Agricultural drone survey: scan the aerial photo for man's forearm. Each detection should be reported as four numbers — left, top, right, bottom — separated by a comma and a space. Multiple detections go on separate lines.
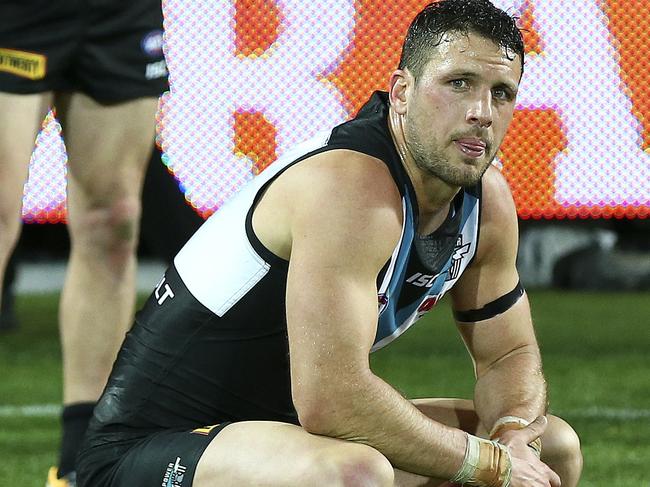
299, 371, 467, 479
473, 345, 547, 430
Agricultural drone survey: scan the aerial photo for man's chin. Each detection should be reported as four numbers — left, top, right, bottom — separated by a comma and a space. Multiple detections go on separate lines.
459, 159, 491, 184
433, 171, 481, 188
416, 155, 486, 187
452, 167, 485, 187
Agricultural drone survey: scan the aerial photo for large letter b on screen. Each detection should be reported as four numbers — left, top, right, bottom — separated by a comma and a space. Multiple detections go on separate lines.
159, 0, 355, 216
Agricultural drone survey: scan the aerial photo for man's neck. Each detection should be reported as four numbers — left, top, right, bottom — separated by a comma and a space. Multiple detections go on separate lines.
387, 106, 460, 229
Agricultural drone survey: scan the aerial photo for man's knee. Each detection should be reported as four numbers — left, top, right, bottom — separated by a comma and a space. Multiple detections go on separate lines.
321, 443, 394, 487
69, 196, 142, 261
543, 416, 583, 467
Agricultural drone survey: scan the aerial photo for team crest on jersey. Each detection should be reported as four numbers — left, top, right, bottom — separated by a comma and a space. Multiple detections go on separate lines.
446, 235, 471, 281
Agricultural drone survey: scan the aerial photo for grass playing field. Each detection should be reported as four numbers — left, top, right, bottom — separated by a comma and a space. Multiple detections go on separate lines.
1, 291, 649, 486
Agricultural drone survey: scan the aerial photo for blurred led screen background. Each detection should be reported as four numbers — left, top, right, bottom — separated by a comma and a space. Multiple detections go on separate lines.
23, 0, 650, 223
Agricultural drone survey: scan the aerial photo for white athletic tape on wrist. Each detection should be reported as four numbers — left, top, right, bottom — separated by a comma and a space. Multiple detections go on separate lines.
490, 416, 530, 436
452, 432, 481, 481
450, 433, 512, 487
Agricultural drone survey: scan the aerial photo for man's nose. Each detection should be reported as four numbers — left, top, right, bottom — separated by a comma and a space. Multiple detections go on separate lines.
466, 91, 493, 128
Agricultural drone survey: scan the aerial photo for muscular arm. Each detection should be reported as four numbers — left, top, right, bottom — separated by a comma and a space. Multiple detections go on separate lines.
450, 166, 547, 430
254, 150, 467, 478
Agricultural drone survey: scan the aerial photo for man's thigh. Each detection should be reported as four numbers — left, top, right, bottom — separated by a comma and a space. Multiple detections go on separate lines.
194, 421, 392, 487
55, 92, 157, 211
193, 402, 475, 487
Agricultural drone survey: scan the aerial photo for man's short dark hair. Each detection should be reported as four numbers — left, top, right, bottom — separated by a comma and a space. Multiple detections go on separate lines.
398, 0, 525, 80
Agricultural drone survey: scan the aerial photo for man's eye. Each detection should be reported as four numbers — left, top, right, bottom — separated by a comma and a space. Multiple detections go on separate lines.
450, 79, 468, 89
493, 88, 511, 100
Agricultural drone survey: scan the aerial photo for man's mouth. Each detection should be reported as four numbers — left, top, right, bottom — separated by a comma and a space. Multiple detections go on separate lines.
454, 138, 487, 159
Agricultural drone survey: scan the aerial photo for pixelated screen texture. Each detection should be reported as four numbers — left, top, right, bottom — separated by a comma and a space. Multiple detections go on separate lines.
22, 111, 67, 223
22, 0, 650, 222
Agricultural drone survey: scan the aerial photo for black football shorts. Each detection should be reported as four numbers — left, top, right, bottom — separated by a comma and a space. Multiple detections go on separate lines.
77, 423, 231, 487
0, 0, 168, 102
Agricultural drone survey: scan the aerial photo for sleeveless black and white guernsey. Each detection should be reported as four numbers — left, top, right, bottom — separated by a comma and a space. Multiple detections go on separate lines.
87, 91, 482, 442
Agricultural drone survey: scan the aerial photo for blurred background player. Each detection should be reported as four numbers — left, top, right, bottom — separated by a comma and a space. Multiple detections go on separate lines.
0, 0, 168, 485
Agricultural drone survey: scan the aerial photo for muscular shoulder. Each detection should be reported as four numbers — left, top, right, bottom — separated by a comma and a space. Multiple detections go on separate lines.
254, 149, 403, 271
286, 149, 401, 213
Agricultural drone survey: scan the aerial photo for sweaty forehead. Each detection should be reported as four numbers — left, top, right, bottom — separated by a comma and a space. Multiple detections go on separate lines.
422, 31, 522, 83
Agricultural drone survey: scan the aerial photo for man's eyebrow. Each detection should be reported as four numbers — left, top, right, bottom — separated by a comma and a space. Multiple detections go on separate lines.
444, 70, 480, 79
444, 70, 518, 93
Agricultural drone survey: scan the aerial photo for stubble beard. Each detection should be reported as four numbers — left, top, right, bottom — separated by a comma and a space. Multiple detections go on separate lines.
405, 124, 493, 188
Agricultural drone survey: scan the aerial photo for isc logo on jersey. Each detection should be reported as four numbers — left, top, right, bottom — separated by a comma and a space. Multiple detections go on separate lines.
406, 272, 441, 288
406, 237, 471, 288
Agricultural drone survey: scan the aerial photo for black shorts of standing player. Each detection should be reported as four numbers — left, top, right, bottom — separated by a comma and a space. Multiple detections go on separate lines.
0, 0, 168, 102
77, 423, 231, 487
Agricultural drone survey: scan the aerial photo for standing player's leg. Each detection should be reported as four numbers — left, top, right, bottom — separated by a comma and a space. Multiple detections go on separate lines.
0, 93, 52, 310
53, 91, 157, 476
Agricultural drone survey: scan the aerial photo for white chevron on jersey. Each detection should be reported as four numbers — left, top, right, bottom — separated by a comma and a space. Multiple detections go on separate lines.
174, 132, 331, 317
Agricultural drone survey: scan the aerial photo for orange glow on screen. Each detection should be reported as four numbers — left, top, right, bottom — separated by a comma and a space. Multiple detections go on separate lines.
25, 0, 650, 222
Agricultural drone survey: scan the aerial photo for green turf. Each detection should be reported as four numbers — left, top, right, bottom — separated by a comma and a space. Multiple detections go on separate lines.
1, 291, 649, 485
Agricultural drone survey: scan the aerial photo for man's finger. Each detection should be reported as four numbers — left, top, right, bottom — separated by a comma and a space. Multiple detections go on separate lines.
549, 466, 562, 487
517, 415, 548, 444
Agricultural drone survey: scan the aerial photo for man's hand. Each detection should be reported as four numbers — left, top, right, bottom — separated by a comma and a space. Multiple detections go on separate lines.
500, 416, 561, 487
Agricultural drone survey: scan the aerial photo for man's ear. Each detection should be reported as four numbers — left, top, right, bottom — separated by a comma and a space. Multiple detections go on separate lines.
389, 69, 410, 115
